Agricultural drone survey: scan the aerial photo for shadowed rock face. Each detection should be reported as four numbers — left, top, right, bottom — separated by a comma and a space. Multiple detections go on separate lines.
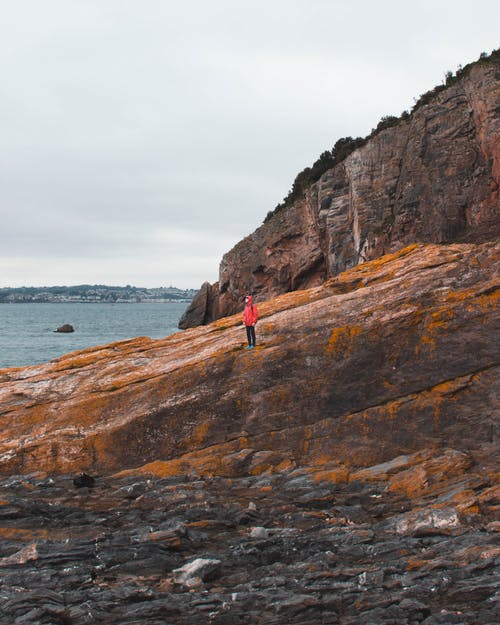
181, 59, 500, 326
178, 281, 220, 330
0, 242, 497, 478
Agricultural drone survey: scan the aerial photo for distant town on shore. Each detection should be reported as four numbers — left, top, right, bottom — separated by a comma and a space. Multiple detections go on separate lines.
0, 285, 197, 304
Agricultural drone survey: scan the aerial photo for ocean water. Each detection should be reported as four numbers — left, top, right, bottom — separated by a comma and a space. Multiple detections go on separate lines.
0, 302, 188, 369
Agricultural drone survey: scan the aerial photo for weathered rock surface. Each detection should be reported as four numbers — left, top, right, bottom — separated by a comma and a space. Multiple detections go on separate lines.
0, 450, 498, 624
181, 56, 500, 326
1, 50, 499, 624
0, 242, 497, 478
0, 242, 498, 624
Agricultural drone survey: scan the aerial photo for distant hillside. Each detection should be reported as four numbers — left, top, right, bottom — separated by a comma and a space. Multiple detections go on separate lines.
0, 285, 196, 304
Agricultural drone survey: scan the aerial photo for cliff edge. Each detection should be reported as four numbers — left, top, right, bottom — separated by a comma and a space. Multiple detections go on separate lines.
179, 53, 500, 329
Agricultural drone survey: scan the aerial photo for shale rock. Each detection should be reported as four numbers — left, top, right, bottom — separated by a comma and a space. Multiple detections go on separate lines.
0, 452, 497, 624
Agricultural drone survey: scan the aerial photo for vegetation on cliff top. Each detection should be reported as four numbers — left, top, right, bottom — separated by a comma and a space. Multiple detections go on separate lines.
264, 48, 500, 223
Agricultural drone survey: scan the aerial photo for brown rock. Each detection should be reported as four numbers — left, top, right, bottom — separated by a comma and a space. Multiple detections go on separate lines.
181, 57, 500, 326
178, 282, 220, 329
0, 543, 38, 566
55, 324, 74, 333
0, 242, 497, 478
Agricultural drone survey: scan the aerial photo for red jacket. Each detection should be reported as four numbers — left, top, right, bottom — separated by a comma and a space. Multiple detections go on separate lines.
243, 295, 258, 326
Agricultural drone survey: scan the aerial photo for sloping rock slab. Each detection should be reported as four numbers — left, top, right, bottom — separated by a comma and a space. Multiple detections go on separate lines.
0, 242, 498, 477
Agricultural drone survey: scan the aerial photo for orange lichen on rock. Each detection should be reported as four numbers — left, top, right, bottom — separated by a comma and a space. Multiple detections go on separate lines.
311, 467, 350, 484
347, 244, 422, 275
326, 325, 362, 355
0, 242, 498, 478
387, 450, 473, 498
0, 527, 51, 541
421, 308, 455, 351
191, 420, 212, 448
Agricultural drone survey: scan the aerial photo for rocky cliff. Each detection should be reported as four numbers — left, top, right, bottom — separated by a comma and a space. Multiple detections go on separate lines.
0, 242, 498, 624
1, 53, 499, 622
179, 54, 500, 329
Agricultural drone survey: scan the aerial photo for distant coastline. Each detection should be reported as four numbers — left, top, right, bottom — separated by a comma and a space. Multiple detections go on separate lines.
0, 285, 196, 304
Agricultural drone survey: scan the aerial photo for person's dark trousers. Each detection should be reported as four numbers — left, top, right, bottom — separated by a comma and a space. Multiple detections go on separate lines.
246, 325, 256, 347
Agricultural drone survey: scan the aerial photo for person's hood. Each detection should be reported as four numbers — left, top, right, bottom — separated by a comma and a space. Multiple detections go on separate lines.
245, 295, 253, 305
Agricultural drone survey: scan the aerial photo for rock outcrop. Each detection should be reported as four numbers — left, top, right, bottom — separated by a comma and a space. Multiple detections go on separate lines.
178, 281, 220, 330
2, 50, 499, 625
181, 54, 500, 327
0, 242, 498, 624
0, 242, 497, 478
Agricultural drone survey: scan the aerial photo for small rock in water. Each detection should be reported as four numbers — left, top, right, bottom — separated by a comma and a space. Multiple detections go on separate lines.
55, 324, 75, 333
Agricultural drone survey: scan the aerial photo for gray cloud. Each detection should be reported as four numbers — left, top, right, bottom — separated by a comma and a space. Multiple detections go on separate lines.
1, 0, 499, 287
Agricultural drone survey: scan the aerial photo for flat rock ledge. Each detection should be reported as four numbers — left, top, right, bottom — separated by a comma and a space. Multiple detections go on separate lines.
0, 449, 498, 625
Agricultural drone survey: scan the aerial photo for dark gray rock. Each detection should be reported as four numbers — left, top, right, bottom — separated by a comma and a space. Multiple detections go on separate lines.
54, 324, 74, 333
0, 469, 498, 625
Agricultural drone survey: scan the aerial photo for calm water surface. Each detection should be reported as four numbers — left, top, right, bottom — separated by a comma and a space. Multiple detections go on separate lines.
0, 302, 187, 369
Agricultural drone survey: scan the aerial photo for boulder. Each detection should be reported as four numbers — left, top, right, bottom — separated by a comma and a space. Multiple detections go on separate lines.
172, 558, 221, 587
55, 324, 74, 333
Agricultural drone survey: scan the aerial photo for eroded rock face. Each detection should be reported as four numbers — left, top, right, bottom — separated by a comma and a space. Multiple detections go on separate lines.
182, 59, 500, 325
0, 242, 497, 478
0, 449, 497, 625
178, 281, 220, 330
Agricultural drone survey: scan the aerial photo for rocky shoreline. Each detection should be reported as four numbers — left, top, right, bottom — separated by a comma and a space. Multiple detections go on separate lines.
0, 242, 498, 624
1, 45, 498, 625
0, 448, 498, 624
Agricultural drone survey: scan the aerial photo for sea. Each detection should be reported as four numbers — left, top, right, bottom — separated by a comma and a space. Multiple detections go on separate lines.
0, 302, 188, 369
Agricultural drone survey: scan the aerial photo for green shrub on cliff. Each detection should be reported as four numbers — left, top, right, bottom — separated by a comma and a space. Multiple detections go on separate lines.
266, 136, 368, 221
412, 47, 499, 112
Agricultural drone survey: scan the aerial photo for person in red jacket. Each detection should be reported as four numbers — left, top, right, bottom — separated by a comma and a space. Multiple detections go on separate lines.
243, 294, 258, 348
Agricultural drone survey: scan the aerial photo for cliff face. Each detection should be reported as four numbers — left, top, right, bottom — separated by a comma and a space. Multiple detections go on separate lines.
0, 242, 497, 478
179, 59, 500, 328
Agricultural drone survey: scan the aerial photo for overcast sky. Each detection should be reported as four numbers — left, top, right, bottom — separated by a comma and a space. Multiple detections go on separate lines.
1, 1, 498, 288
